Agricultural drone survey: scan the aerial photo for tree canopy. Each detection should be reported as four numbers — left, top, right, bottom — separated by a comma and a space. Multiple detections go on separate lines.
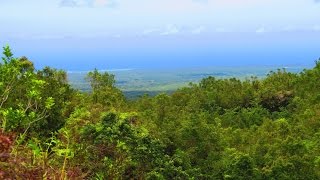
1, 46, 320, 179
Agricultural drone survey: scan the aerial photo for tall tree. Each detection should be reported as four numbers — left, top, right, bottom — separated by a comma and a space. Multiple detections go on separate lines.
86, 69, 124, 108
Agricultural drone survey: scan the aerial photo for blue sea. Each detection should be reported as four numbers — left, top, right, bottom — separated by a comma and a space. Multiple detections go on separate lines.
2, 32, 319, 71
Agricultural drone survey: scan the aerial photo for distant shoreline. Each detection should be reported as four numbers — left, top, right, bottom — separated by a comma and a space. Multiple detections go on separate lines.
66, 64, 312, 73
67, 65, 311, 98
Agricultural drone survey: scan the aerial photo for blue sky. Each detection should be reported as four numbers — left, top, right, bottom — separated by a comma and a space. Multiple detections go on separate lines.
0, 0, 320, 70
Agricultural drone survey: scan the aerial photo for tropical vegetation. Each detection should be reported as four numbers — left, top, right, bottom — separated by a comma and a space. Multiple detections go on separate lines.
1, 45, 320, 179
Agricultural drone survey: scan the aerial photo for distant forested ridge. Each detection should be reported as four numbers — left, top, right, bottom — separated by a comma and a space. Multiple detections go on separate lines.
1, 45, 320, 179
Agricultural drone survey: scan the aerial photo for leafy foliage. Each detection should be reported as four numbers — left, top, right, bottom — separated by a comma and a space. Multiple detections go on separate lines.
1, 45, 320, 179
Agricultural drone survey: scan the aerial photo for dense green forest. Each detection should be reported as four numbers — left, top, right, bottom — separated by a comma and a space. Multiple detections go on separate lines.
1, 45, 320, 179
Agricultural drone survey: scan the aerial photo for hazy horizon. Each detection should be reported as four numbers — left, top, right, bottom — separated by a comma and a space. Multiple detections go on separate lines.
1, 0, 320, 70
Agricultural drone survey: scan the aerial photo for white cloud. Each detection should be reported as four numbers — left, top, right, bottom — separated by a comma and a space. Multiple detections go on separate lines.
60, 0, 116, 8
94, 0, 108, 7
113, 34, 121, 38
142, 28, 160, 35
255, 27, 267, 33
191, 26, 206, 34
313, 25, 320, 31
282, 25, 296, 32
59, 0, 77, 7
160, 24, 180, 35
215, 27, 229, 33
60, 0, 88, 7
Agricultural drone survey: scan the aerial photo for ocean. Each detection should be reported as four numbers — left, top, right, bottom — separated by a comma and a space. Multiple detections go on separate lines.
3, 32, 319, 71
